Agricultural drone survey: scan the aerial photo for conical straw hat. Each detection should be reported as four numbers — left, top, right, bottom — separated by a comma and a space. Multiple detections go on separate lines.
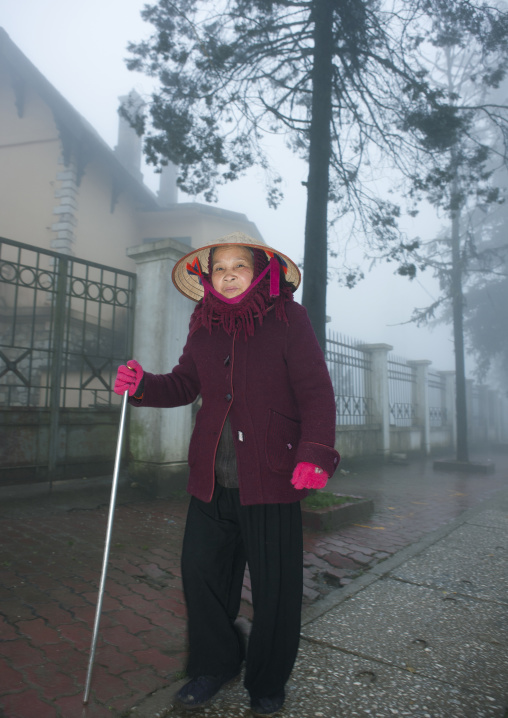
172, 231, 301, 302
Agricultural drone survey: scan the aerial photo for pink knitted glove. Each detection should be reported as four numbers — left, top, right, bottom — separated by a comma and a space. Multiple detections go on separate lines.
291, 462, 329, 490
114, 359, 144, 397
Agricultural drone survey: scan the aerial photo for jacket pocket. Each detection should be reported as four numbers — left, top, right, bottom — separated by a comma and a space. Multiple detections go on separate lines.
266, 410, 301, 474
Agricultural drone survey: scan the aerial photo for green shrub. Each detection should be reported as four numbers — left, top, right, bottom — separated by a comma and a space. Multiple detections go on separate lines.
302, 491, 356, 510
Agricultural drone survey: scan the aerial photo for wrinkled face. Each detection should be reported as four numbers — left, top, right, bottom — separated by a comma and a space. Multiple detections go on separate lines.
211, 245, 254, 298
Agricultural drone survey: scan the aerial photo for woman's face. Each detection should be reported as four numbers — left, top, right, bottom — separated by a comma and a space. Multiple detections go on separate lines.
211, 245, 254, 298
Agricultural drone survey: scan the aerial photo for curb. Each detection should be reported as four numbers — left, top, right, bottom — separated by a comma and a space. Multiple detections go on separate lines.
301, 495, 374, 532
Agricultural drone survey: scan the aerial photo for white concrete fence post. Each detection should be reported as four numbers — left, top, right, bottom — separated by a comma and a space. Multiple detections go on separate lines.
408, 360, 432, 455
441, 371, 457, 450
359, 343, 393, 458
126, 238, 195, 496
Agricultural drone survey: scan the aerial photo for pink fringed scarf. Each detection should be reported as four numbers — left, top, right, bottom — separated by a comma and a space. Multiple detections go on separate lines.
189, 248, 294, 339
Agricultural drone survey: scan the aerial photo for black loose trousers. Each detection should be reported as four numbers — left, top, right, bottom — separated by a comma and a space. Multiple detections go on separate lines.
181, 485, 303, 700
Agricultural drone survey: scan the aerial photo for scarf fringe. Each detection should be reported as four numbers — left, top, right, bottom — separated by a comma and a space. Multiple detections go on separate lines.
189, 280, 293, 339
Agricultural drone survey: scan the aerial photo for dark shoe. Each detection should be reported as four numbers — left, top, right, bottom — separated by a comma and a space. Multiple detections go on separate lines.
250, 688, 285, 716
175, 673, 239, 710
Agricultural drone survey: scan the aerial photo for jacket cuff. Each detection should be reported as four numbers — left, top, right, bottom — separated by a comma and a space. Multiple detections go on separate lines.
296, 442, 340, 478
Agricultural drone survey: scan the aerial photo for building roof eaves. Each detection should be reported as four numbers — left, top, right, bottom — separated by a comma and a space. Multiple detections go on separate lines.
0, 27, 159, 210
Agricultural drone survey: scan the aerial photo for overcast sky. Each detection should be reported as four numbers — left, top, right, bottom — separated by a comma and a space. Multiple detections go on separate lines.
2, 0, 459, 370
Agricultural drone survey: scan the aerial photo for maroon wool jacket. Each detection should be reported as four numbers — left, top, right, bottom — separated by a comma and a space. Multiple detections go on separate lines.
132, 301, 340, 505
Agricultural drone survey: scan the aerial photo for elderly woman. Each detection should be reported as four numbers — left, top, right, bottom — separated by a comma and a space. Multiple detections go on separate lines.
114, 231, 339, 716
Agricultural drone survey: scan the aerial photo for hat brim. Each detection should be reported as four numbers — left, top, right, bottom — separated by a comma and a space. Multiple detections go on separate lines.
171, 231, 301, 302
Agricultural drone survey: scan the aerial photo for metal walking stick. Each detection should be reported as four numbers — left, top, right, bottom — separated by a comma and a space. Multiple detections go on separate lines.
83, 389, 129, 704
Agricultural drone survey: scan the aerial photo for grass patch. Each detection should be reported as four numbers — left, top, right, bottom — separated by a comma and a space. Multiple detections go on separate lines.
302, 491, 356, 510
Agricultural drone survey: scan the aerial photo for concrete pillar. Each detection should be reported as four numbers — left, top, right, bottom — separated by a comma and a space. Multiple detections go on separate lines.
126, 238, 195, 496
466, 379, 474, 447
358, 343, 393, 458
408, 360, 432, 454
501, 396, 508, 443
477, 385, 490, 444
441, 371, 456, 450
488, 389, 500, 444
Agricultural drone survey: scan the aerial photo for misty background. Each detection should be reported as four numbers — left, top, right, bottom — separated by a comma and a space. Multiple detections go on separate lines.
3, 0, 459, 371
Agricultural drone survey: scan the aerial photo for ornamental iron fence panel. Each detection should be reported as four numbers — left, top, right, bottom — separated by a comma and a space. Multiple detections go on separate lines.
428, 370, 447, 428
0, 236, 135, 484
388, 353, 416, 427
326, 332, 372, 425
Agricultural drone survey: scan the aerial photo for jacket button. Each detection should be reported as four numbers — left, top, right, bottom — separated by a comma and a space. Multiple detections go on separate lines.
225, 393, 232, 401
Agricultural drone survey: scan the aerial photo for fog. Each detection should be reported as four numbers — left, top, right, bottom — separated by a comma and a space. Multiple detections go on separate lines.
3, 0, 459, 371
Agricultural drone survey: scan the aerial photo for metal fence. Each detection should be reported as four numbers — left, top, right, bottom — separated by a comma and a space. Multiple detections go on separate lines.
388, 353, 416, 427
428, 369, 446, 428
0, 237, 135, 408
326, 332, 372, 425
0, 236, 135, 481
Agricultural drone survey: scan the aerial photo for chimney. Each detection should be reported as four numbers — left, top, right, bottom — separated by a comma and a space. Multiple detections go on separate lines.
158, 162, 178, 206
115, 90, 144, 182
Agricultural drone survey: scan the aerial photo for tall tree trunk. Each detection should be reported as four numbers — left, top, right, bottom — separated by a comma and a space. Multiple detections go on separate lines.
450, 197, 469, 462
446, 43, 469, 464
302, 0, 334, 351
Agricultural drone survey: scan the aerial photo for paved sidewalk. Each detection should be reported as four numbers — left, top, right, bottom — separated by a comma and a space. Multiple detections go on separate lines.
0, 451, 507, 717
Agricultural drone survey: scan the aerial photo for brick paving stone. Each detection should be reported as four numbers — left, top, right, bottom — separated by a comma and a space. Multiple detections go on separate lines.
60, 577, 96, 593
349, 551, 374, 565
100, 625, 148, 652
23, 664, 79, 699
0, 615, 18, 641
302, 567, 316, 580
82, 592, 122, 612
20, 573, 62, 591
140, 626, 187, 653
0, 689, 58, 718
109, 609, 154, 634
302, 553, 331, 569
16, 618, 61, 645
86, 664, 129, 703
0, 639, 45, 667
0, 586, 15, 603
325, 552, 362, 570
102, 579, 133, 598
132, 647, 181, 675
42, 642, 86, 670
119, 593, 160, 615
93, 644, 139, 674
0, 599, 38, 622
55, 693, 114, 718
129, 582, 165, 601
106, 690, 157, 716
302, 585, 320, 601
323, 566, 348, 580
156, 597, 188, 618
109, 558, 144, 577
149, 555, 178, 571
58, 623, 95, 651
0, 657, 25, 693
147, 610, 187, 633
35, 603, 75, 627
46, 587, 91, 608
138, 562, 167, 580
241, 586, 252, 604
